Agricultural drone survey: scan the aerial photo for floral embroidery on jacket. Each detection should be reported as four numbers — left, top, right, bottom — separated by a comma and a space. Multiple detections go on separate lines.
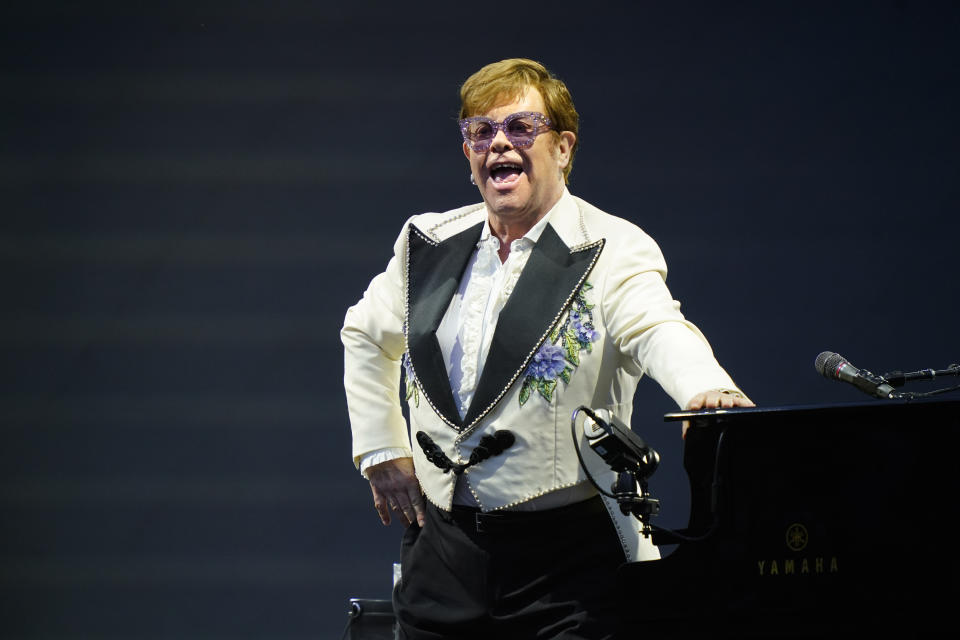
402, 351, 419, 407
519, 282, 598, 406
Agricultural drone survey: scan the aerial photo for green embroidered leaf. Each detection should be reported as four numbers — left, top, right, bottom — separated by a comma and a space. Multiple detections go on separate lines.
406, 383, 419, 407
538, 378, 557, 401
559, 366, 572, 384
564, 329, 580, 366
581, 282, 593, 292
519, 378, 532, 406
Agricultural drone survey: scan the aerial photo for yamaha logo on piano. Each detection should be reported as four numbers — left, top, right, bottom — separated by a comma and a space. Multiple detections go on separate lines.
785, 523, 808, 551
756, 523, 839, 577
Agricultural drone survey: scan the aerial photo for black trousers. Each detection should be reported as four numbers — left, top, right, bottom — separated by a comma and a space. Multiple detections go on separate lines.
393, 496, 626, 640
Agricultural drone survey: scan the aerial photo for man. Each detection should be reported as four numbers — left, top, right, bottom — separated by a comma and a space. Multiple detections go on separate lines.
342, 58, 753, 639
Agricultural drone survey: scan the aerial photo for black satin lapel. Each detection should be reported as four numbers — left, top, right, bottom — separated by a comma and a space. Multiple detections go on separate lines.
462, 226, 604, 428
406, 221, 483, 428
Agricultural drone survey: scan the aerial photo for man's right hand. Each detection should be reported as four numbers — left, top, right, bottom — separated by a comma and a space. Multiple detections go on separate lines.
366, 457, 426, 528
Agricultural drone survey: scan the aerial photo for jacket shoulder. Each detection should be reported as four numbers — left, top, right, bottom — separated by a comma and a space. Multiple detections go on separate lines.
572, 196, 660, 251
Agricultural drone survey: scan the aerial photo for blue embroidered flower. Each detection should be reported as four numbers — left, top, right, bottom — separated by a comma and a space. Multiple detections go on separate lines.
569, 309, 599, 346
525, 342, 568, 380
519, 281, 599, 406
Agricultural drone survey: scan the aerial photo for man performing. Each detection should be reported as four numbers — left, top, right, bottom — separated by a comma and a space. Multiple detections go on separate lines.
342, 58, 754, 639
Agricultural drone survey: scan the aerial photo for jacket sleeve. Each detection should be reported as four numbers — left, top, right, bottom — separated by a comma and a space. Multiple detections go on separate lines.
341, 220, 414, 466
599, 225, 739, 409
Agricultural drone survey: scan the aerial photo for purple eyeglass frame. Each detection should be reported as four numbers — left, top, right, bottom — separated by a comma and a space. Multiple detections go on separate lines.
458, 111, 553, 152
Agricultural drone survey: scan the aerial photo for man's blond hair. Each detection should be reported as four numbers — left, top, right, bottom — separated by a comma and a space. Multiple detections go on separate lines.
459, 58, 579, 183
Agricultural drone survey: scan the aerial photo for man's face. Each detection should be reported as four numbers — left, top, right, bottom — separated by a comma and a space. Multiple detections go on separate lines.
463, 87, 575, 224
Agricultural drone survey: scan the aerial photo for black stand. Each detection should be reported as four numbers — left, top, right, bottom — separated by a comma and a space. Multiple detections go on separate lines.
343, 598, 396, 640
612, 470, 660, 537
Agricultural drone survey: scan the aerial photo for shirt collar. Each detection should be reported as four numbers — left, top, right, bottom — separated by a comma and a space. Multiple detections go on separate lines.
478, 187, 573, 248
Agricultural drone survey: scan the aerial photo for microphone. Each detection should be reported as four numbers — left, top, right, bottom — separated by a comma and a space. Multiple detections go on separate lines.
574, 407, 662, 533
815, 351, 897, 399
581, 408, 660, 478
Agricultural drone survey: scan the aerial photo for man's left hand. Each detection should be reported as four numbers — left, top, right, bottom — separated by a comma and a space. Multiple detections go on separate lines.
682, 390, 755, 438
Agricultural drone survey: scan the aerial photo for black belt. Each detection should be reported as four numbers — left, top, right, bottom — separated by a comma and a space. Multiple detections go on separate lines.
443, 495, 606, 534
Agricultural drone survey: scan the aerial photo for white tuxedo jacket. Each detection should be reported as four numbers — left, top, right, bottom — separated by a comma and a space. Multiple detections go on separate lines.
342, 193, 739, 561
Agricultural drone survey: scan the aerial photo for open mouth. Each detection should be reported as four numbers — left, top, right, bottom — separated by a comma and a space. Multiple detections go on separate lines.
490, 163, 523, 185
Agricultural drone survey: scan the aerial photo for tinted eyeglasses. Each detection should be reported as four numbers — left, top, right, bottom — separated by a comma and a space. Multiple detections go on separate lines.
459, 111, 553, 153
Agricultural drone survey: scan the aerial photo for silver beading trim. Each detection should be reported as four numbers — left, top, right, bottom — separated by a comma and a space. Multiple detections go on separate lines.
487, 479, 582, 512
563, 200, 592, 251
461, 463, 486, 511
427, 203, 485, 239
423, 482, 454, 512
577, 201, 590, 245
409, 225, 438, 246
599, 494, 631, 562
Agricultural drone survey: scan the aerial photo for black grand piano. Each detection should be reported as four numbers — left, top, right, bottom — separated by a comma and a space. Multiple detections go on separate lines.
617, 398, 959, 638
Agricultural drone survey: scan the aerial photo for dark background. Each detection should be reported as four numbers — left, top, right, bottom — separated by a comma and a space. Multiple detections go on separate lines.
1, 1, 957, 638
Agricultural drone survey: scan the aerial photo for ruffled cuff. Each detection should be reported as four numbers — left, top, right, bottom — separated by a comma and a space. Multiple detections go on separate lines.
358, 447, 414, 479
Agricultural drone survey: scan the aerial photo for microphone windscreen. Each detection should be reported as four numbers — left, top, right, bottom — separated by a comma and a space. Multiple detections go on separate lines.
815, 351, 846, 379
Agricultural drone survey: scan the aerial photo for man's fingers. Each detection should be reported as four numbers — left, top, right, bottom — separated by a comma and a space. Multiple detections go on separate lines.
687, 391, 755, 412
392, 493, 425, 528
370, 485, 391, 526
366, 458, 425, 528
408, 490, 427, 527
371, 488, 422, 528
683, 392, 755, 439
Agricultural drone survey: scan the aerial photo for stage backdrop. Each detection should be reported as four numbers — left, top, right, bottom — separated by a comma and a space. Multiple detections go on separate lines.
2, 2, 957, 638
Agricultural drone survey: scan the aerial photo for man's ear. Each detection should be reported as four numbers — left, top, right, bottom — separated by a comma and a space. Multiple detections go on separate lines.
556, 131, 576, 170
462, 141, 472, 161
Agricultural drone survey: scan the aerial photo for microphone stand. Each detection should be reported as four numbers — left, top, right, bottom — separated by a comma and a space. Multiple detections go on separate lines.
882, 363, 960, 399
611, 470, 660, 537
882, 364, 960, 387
